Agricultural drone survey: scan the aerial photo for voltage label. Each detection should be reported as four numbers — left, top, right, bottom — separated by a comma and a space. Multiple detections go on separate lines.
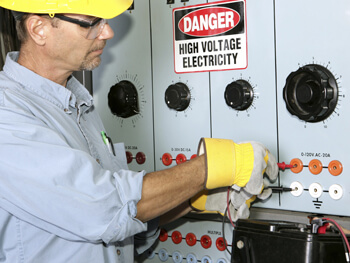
173, 0, 247, 73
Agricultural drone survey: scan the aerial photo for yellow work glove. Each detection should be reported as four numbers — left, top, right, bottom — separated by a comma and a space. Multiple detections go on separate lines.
198, 138, 278, 192
190, 180, 273, 221
191, 138, 278, 221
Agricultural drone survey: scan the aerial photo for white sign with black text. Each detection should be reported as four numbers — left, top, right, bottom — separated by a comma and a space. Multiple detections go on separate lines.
173, 0, 247, 73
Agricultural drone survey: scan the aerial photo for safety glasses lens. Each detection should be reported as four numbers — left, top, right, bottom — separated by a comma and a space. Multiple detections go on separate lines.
86, 19, 107, 39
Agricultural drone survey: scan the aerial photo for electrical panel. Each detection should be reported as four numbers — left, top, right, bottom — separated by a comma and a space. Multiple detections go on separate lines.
93, 1, 155, 172
206, 0, 280, 210
151, 0, 211, 170
272, 0, 350, 215
93, 1, 350, 261
135, 216, 234, 263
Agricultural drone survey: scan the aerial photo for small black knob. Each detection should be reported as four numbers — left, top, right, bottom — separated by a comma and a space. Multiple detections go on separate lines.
283, 64, 338, 122
165, 82, 191, 111
108, 80, 139, 118
225, 79, 254, 111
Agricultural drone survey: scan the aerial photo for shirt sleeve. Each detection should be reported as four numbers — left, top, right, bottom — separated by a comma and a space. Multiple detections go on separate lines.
0, 90, 147, 244
134, 217, 160, 255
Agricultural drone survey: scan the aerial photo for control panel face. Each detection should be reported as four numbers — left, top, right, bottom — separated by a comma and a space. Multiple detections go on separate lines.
135, 217, 233, 263
93, 1, 155, 172
151, 0, 211, 170
209, 0, 277, 147
93, 0, 350, 221
273, 0, 350, 215
208, 0, 280, 210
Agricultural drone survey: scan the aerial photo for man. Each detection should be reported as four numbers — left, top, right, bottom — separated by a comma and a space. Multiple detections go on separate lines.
0, 0, 278, 262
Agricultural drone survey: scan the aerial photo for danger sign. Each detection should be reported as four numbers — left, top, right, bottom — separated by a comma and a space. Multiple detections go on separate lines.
173, 0, 247, 73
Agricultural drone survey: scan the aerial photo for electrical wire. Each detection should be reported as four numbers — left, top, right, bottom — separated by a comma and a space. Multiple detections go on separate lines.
226, 186, 235, 228
222, 208, 232, 255
323, 218, 350, 263
221, 186, 236, 256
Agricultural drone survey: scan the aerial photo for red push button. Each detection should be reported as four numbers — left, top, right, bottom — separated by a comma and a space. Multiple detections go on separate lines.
185, 233, 197, 247
126, 151, 133, 164
136, 152, 146, 164
171, 231, 182, 244
176, 153, 187, 164
200, 235, 212, 249
216, 237, 227, 251
159, 228, 168, 242
162, 153, 173, 166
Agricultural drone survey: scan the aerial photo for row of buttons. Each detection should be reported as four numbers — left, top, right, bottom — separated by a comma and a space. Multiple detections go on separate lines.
162, 153, 197, 166
159, 229, 228, 251
125, 151, 146, 164
289, 158, 343, 176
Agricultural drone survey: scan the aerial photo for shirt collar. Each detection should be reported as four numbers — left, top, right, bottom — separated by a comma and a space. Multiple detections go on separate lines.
66, 76, 93, 109
3, 52, 93, 110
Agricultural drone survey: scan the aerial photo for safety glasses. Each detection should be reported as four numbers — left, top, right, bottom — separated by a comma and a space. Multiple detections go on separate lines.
47, 14, 107, 40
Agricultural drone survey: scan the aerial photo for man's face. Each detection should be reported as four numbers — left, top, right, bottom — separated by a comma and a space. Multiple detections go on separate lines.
47, 14, 114, 72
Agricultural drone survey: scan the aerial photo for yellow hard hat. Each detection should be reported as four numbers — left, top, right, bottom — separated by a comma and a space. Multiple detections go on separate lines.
0, 0, 133, 19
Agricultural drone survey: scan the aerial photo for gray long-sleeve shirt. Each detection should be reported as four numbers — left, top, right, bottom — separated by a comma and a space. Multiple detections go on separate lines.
0, 52, 158, 262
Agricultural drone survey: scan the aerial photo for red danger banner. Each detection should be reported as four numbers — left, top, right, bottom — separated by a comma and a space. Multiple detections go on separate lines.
173, 0, 247, 73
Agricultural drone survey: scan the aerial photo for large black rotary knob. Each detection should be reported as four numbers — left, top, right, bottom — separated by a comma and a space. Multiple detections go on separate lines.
283, 64, 338, 122
165, 82, 191, 111
108, 80, 139, 118
225, 79, 254, 111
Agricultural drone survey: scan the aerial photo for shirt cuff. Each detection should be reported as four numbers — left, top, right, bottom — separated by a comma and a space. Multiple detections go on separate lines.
134, 217, 160, 255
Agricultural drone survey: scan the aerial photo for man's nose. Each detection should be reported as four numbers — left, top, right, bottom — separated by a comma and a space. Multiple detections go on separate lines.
98, 22, 114, 40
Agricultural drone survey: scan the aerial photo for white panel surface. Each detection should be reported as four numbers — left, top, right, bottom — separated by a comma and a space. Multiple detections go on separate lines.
209, 0, 280, 208
93, 0, 155, 171
274, 0, 350, 215
150, 0, 211, 171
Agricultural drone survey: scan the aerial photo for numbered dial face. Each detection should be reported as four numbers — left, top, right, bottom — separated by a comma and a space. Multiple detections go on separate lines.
164, 82, 191, 111
225, 79, 254, 111
108, 80, 139, 118
283, 64, 338, 123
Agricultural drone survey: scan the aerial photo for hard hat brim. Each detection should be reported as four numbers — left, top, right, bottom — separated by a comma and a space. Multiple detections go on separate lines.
1, 0, 133, 19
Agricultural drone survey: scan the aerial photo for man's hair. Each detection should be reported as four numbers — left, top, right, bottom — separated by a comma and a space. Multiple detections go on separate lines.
15, 14, 59, 43
15, 14, 30, 43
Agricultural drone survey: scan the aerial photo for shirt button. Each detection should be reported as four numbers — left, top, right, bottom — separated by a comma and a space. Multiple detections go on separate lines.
96, 159, 100, 164
64, 108, 69, 112
117, 249, 121, 256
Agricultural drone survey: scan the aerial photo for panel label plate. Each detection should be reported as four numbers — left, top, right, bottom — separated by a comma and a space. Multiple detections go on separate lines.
173, 0, 247, 73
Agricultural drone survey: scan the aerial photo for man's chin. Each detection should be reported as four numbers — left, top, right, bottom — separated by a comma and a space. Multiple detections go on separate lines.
80, 57, 101, 71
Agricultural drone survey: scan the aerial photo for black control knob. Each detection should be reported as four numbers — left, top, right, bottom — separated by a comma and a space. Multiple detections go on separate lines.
108, 80, 139, 118
283, 64, 338, 122
225, 79, 254, 111
165, 82, 191, 111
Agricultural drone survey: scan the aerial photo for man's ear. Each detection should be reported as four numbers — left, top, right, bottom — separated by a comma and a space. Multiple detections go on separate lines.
26, 15, 48, 45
